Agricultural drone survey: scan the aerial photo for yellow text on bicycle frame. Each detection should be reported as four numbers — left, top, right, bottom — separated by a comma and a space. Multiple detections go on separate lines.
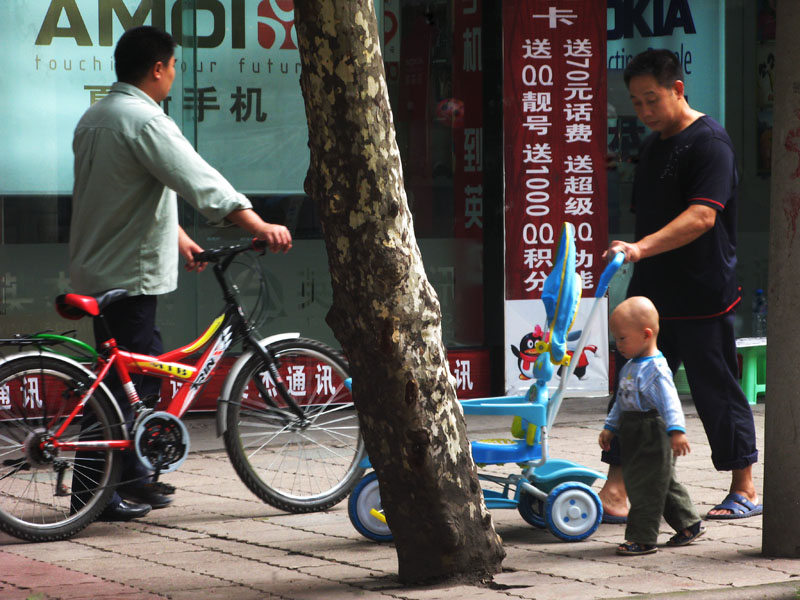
134, 361, 196, 380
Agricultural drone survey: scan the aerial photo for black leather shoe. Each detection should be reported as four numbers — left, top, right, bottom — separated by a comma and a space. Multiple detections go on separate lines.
118, 482, 174, 509
97, 499, 152, 522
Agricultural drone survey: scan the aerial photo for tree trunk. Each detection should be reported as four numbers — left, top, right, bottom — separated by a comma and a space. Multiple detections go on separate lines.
763, 0, 800, 557
293, 0, 505, 584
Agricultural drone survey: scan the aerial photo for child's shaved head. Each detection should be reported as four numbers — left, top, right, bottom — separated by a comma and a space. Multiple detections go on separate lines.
610, 296, 659, 335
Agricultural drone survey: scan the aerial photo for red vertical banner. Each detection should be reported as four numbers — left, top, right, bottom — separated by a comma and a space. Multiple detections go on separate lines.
503, 1, 607, 301
451, 0, 485, 345
452, 0, 484, 240
396, 12, 435, 234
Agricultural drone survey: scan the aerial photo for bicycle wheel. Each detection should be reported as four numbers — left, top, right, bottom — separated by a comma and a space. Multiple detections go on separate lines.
224, 338, 366, 512
0, 355, 123, 541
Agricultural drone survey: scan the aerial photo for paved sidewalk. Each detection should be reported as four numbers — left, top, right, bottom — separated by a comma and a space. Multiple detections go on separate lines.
1, 397, 797, 599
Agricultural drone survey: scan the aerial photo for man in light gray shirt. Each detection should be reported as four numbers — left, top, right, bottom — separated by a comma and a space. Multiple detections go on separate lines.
70, 26, 292, 521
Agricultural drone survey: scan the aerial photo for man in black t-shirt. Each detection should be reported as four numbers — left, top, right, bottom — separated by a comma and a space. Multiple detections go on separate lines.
599, 49, 761, 522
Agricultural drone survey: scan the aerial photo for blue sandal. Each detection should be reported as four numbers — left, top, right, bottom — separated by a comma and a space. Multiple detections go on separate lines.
666, 521, 706, 546
616, 541, 657, 556
706, 493, 763, 520
602, 513, 627, 524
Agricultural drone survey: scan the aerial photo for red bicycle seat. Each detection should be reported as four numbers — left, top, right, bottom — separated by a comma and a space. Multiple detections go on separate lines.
55, 289, 128, 320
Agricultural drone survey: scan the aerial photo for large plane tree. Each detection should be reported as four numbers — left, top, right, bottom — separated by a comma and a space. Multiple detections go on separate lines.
293, 0, 505, 585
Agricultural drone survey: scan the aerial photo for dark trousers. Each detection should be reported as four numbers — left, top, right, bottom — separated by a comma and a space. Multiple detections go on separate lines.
93, 295, 164, 409
72, 296, 163, 510
91, 296, 164, 494
603, 311, 758, 471
620, 411, 699, 545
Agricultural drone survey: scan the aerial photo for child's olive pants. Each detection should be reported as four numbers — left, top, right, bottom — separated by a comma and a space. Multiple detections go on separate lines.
620, 411, 700, 545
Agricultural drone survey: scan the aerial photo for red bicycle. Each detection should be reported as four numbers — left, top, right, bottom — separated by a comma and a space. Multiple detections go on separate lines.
0, 240, 365, 542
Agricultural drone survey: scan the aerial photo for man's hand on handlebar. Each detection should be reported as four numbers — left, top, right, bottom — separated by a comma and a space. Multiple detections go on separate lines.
254, 223, 293, 254
226, 208, 292, 254
179, 226, 208, 272
603, 240, 642, 264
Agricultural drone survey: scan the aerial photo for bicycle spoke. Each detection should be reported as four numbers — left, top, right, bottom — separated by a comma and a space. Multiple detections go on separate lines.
0, 356, 121, 541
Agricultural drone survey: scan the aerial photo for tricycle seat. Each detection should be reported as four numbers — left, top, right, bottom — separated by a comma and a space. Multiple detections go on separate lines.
471, 437, 542, 465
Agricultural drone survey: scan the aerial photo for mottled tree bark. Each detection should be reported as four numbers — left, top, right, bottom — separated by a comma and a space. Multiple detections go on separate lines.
293, 0, 505, 584
763, 0, 800, 557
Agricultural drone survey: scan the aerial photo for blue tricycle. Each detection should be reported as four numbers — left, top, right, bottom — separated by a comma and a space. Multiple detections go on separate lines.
348, 223, 624, 543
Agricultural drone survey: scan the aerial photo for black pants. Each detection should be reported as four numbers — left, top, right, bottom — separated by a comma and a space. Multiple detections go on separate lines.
603, 311, 758, 471
93, 295, 164, 408
94, 295, 164, 483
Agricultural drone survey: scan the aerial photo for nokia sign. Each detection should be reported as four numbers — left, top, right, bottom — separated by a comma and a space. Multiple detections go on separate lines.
607, 0, 696, 40
34, 0, 297, 50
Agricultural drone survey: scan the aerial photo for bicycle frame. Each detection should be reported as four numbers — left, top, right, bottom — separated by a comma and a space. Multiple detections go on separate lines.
0, 239, 364, 541
100, 307, 238, 418
49, 246, 307, 454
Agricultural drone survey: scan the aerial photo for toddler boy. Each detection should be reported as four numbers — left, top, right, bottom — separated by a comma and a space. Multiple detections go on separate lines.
599, 296, 705, 555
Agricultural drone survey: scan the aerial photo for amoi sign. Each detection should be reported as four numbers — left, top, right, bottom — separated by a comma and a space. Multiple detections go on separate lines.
2, 1, 381, 195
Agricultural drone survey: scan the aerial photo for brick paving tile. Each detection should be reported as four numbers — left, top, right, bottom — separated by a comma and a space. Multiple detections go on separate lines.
268, 580, 384, 600
121, 522, 209, 541
604, 572, 719, 595
2, 544, 109, 565
110, 568, 232, 595
300, 563, 388, 581
0, 405, 794, 599
500, 557, 640, 581
243, 570, 333, 595
391, 584, 501, 600
0, 551, 166, 600
29, 581, 164, 600
189, 537, 299, 560
166, 585, 281, 600
501, 579, 627, 600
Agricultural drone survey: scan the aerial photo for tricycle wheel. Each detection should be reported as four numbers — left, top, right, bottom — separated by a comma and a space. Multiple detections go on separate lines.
517, 490, 547, 529
544, 482, 602, 542
348, 472, 393, 542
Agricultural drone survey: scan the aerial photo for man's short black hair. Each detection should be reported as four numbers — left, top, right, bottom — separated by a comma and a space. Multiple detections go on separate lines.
114, 26, 177, 84
623, 49, 683, 89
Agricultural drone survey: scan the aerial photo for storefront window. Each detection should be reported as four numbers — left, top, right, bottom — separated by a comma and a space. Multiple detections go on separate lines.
0, 1, 484, 354
388, 0, 485, 347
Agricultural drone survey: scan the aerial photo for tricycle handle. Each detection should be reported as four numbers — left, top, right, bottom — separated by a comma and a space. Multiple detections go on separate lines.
595, 252, 625, 299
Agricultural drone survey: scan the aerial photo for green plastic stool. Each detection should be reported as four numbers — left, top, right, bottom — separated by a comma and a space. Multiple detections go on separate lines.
736, 338, 766, 405
673, 364, 690, 395
673, 340, 766, 405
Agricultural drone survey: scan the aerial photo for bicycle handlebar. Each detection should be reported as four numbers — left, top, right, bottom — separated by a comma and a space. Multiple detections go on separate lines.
192, 238, 267, 263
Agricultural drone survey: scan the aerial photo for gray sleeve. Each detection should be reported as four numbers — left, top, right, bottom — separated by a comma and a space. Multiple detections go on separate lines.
131, 115, 252, 224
